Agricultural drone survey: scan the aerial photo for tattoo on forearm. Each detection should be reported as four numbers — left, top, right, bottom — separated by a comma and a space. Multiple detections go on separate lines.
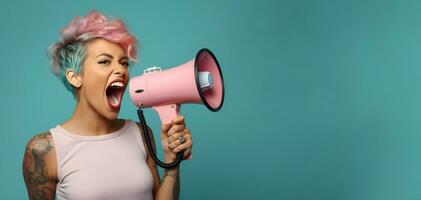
23, 132, 56, 200
161, 170, 180, 200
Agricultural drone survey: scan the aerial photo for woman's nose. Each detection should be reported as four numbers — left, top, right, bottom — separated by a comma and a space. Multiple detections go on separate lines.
113, 63, 127, 75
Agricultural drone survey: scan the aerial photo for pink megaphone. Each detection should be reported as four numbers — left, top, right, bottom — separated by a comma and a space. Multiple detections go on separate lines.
129, 48, 225, 124
129, 48, 224, 169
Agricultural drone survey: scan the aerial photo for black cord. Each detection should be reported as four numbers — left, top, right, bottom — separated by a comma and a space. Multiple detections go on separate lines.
137, 108, 183, 169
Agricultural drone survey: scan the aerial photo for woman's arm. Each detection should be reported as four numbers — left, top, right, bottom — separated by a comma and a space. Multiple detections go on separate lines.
143, 126, 180, 200
139, 115, 192, 200
22, 132, 58, 200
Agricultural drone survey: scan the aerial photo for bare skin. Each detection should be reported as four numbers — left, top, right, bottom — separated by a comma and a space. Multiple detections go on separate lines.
22, 132, 57, 200
22, 38, 192, 200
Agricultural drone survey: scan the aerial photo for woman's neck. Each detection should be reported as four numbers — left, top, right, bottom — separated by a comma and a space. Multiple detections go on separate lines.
61, 97, 123, 136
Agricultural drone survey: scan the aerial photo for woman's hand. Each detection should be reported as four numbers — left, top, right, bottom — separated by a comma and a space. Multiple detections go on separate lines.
161, 115, 193, 163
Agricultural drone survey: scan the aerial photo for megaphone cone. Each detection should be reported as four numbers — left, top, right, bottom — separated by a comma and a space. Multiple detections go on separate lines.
129, 48, 225, 124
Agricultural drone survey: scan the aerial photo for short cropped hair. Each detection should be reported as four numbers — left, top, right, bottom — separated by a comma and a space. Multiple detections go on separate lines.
48, 11, 137, 95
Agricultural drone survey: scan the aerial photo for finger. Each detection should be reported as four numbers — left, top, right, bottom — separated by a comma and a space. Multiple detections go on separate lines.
171, 115, 185, 125
161, 123, 172, 133
169, 128, 191, 144
167, 130, 188, 144
173, 139, 192, 153
168, 134, 192, 149
167, 125, 186, 136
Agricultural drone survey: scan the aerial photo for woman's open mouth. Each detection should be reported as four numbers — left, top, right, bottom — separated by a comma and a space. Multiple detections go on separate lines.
105, 80, 125, 111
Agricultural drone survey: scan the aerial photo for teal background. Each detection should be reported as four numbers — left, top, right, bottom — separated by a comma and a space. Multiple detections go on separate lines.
2, 0, 421, 199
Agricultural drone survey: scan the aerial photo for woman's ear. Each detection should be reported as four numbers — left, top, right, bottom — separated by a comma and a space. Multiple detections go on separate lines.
66, 69, 82, 88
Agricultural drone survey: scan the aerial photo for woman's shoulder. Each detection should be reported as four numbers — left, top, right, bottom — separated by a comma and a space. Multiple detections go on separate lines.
25, 132, 54, 152
23, 131, 58, 181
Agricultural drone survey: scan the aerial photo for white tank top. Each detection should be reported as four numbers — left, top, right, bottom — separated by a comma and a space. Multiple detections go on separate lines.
50, 120, 154, 200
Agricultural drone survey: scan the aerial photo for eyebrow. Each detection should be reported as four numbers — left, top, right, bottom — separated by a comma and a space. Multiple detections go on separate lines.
96, 53, 128, 60
96, 53, 113, 58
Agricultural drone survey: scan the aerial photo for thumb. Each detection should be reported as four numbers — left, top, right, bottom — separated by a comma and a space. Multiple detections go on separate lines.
161, 123, 172, 137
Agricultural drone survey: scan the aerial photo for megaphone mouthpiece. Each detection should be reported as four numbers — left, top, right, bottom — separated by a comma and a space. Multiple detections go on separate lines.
198, 71, 213, 91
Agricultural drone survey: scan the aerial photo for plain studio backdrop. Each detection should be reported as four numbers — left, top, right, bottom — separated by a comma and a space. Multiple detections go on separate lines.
2, 0, 421, 199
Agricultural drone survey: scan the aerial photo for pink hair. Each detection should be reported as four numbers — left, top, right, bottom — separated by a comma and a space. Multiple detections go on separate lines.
63, 11, 136, 59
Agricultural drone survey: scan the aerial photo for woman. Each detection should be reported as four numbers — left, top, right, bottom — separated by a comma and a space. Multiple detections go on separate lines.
22, 11, 192, 200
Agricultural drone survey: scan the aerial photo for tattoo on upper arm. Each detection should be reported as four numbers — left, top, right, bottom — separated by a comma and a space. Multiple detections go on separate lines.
23, 132, 56, 200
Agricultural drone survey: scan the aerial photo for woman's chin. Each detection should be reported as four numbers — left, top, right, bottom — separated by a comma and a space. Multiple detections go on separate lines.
102, 106, 120, 120
104, 112, 119, 121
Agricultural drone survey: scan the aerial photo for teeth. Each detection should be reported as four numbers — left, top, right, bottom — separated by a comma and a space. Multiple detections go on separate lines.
110, 82, 124, 87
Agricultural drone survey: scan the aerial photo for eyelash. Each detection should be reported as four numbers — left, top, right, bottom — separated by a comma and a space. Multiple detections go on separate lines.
98, 60, 130, 67
98, 60, 111, 65
121, 61, 130, 67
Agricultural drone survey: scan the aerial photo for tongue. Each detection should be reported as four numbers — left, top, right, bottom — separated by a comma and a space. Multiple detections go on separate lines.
108, 94, 119, 106
107, 88, 122, 109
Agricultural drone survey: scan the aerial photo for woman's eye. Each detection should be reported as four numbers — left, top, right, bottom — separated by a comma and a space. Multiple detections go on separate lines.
121, 61, 130, 67
98, 60, 111, 65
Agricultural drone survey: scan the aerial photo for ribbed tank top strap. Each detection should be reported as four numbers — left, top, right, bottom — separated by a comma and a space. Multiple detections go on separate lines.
131, 121, 148, 159
49, 125, 71, 181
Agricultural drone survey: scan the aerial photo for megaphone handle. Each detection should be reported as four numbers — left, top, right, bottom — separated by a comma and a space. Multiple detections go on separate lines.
137, 108, 183, 169
153, 104, 193, 160
152, 104, 181, 124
